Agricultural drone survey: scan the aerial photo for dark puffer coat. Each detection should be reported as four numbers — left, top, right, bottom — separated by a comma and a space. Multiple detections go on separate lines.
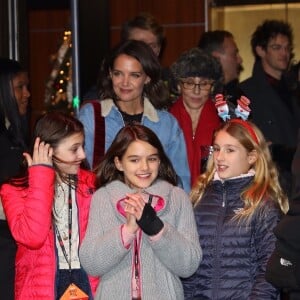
266, 198, 300, 298
183, 175, 281, 300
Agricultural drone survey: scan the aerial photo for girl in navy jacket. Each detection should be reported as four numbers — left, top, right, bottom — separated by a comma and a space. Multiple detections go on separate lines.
183, 119, 289, 299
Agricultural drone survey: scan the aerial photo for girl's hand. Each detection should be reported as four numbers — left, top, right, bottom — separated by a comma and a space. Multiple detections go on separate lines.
124, 193, 146, 221
124, 211, 139, 234
23, 137, 53, 167
124, 193, 146, 234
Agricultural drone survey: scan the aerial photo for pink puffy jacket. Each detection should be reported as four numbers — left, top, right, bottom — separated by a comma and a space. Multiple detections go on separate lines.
0, 165, 99, 299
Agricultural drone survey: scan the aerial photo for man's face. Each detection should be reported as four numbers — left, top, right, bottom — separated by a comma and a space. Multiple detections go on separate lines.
128, 28, 161, 57
213, 37, 243, 84
257, 34, 291, 79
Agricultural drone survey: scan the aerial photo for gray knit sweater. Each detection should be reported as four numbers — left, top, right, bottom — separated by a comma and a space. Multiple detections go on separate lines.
79, 180, 202, 300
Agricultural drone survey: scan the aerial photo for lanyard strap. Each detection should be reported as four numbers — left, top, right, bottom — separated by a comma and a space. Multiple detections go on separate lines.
55, 177, 73, 271
133, 194, 153, 297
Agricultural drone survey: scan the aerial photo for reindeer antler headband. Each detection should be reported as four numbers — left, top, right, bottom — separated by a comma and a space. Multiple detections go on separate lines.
214, 94, 258, 144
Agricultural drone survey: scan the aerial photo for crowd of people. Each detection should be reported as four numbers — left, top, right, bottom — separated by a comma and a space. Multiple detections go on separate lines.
1, 12, 300, 300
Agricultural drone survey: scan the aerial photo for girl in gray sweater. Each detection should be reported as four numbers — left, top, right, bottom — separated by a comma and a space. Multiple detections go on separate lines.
79, 124, 202, 300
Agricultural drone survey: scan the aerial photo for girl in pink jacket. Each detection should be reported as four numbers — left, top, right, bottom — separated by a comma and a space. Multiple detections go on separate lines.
0, 112, 99, 299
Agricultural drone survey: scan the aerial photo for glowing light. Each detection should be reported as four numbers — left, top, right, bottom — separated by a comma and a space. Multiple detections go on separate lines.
73, 96, 80, 109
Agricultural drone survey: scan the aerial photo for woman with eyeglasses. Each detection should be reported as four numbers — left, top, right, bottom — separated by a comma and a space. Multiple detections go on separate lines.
169, 48, 223, 186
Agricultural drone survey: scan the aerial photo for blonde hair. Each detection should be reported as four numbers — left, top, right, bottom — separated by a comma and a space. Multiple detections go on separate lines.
191, 120, 289, 219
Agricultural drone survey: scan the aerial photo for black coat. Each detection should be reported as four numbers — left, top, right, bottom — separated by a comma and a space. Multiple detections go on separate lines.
265, 198, 300, 295
0, 123, 27, 300
0, 125, 26, 185
240, 61, 300, 198
240, 61, 300, 148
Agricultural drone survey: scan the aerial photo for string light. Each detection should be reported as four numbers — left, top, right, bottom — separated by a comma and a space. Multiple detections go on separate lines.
45, 30, 74, 114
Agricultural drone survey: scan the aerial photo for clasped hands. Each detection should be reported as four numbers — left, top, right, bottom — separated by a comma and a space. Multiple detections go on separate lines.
124, 193, 163, 236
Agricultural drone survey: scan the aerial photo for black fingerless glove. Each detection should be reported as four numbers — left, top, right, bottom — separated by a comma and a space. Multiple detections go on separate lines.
136, 203, 164, 236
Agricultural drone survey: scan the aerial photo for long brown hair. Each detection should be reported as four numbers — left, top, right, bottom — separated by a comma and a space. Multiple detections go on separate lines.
10, 112, 87, 187
95, 124, 177, 188
96, 40, 169, 109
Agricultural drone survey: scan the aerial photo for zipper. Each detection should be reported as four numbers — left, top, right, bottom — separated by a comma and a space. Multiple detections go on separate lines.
134, 238, 140, 297
133, 231, 142, 299
212, 182, 227, 299
222, 181, 226, 207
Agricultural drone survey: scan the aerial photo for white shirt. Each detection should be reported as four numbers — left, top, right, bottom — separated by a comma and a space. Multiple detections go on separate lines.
53, 182, 80, 269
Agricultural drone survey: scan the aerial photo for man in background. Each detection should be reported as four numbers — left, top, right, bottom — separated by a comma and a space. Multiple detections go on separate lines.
240, 19, 300, 198
198, 30, 243, 105
121, 12, 165, 58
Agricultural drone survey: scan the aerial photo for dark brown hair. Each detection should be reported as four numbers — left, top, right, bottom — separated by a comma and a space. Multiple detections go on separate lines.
10, 112, 87, 187
121, 12, 165, 48
96, 124, 177, 188
96, 40, 169, 109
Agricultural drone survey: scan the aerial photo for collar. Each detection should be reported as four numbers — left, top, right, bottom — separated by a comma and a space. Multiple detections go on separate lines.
265, 72, 281, 86
101, 97, 159, 122
213, 168, 255, 182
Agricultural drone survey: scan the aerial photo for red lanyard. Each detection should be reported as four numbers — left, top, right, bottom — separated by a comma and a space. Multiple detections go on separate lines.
133, 194, 153, 298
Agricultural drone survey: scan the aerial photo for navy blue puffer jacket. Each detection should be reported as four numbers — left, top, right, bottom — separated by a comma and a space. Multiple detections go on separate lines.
183, 175, 281, 300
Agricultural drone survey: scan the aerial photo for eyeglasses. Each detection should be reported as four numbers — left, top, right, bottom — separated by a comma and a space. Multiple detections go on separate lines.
268, 44, 292, 52
180, 80, 214, 91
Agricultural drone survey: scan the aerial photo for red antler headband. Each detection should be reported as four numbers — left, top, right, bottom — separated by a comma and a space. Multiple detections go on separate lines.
229, 118, 259, 144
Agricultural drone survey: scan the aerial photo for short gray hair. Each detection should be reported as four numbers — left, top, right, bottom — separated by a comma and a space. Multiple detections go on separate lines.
171, 48, 223, 81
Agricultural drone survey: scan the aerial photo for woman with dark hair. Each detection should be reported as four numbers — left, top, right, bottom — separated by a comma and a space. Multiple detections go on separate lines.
79, 40, 191, 192
0, 58, 30, 299
169, 48, 223, 186
79, 124, 201, 300
0, 112, 99, 299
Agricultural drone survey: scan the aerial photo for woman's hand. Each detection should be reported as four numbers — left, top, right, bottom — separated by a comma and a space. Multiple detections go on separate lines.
23, 137, 53, 167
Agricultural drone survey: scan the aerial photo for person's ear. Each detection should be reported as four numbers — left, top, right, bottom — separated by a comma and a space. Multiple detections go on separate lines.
145, 76, 151, 85
212, 50, 222, 61
255, 46, 266, 59
248, 150, 258, 165
177, 83, 181, 93
157, 46, 162, 56
114, 156, 123, 171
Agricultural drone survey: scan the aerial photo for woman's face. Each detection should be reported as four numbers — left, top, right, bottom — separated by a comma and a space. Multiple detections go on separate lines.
179, 77, 213, 110
114, 139, 160, 191
12, 72, 30, 115
53, 132, 86, 175
110, 54, 150, 105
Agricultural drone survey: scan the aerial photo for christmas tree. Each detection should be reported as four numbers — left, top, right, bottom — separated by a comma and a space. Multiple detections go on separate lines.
45, 30, 74, 114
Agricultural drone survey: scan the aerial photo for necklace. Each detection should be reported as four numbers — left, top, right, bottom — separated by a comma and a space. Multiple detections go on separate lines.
53, 182, 68, 219
120, 110, 143, 124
